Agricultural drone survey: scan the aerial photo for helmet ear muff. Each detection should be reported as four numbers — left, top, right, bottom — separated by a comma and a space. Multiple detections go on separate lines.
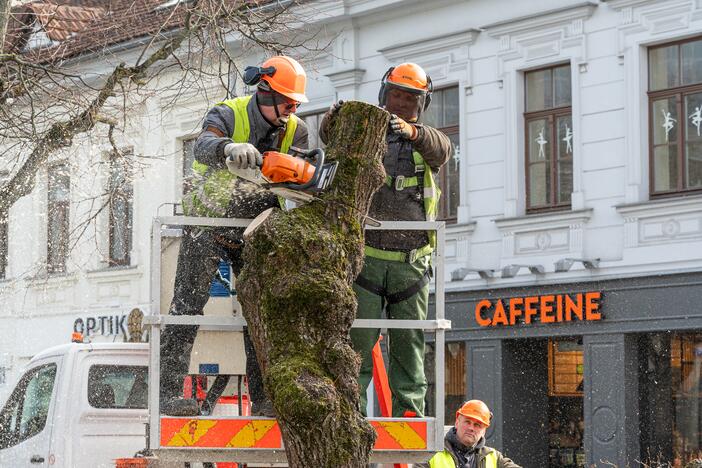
423, 74, 433, 111
243, 65, 277, 86
378, 67, 394, 107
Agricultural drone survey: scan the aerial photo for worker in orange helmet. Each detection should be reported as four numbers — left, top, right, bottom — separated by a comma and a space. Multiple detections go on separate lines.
160, 56, 309, 418
417, 400, 522, 468
321, 62, 453, 417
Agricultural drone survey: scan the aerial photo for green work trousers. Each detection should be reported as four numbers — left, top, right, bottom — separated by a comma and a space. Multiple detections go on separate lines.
351, 253, 431, 417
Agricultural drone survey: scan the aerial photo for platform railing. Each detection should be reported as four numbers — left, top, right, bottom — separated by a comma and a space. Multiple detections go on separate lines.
144, 215, 449, 465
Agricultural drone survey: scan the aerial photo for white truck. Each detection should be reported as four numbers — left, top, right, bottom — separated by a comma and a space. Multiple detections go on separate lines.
0, 341, 150, 468
0, 226, 252, 468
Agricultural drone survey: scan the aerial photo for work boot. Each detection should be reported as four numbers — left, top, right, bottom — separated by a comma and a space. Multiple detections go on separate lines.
160, 323, 200, 417
160, 397, 200, 416
251, 399, 276, 418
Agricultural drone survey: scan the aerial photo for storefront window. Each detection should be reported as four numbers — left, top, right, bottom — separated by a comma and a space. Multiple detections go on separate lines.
445, 341, 466, 424
672, 333, 702, 464
424, 340, 466, 423
639, 332, 702, 465
548, 338, 584, 468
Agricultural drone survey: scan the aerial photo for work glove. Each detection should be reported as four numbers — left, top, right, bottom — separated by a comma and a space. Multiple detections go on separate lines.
329, 100, 344, 116
319, 100, 345, 144
389, 114, 418, 140
224, 143, 262, 172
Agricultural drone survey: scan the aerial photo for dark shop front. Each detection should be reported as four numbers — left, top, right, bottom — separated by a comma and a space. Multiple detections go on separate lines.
431, 271, 702, 468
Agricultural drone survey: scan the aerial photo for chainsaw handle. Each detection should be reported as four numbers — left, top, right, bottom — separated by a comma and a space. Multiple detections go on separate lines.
278, 148, 325, 191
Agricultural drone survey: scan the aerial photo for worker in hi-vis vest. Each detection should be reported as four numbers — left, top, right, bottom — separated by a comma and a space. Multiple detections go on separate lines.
417, 400, 522, 468
320, 62, 453, 417
160, 56, 309, 418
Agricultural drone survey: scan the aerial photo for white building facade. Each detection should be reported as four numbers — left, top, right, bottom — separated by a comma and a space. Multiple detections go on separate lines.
2, 0, 702, 466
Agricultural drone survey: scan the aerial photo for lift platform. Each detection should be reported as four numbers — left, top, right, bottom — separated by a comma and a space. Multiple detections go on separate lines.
143, 214, 450, 466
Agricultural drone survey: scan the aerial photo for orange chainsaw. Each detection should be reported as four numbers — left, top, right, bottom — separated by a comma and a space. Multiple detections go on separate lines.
232, 147, 337, 204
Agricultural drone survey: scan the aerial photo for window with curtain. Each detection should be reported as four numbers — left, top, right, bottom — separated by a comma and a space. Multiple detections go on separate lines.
422, 86, 460, 221
649, 36, 702, 197
300, 110, 327, 150
47, 164, 69, 273
182, 137, 196, 196
108, 152, 133, 267
524, 64, 573, 213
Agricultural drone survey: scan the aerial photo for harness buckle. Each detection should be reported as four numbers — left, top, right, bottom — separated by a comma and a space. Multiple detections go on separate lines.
394, 175, 405, 191
407, 248, 418, 263
415, 164, 425, 173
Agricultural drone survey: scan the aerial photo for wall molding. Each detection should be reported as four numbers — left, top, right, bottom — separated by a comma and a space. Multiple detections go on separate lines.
616, 195, 702, 247
494, 209, 593, 258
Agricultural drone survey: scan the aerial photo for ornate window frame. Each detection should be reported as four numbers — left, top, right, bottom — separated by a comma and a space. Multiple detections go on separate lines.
482, 2, 598, 218
605, 0, 702, 202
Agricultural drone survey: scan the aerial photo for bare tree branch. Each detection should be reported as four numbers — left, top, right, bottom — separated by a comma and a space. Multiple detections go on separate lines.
0, 0, 319, 223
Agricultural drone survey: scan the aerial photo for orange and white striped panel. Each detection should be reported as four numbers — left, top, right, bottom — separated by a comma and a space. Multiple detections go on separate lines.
161, 418, 282, 449
160, 417, 427, 450
371, 420, 427, 450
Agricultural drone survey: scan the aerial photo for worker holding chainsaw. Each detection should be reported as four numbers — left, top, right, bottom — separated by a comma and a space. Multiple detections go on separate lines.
320, 62, 453, 417
160, 56, 310, 417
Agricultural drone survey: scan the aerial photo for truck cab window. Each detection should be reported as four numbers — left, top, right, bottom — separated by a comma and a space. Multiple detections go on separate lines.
88, 365, 148, 409
0, 363, 57, 449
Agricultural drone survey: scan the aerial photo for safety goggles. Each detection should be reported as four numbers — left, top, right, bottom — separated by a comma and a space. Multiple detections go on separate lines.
257, 91, 301, 111
280, 97, 301, 111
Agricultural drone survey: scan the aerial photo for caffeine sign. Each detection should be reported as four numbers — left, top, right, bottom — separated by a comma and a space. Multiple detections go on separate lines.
474, 292, 602, 327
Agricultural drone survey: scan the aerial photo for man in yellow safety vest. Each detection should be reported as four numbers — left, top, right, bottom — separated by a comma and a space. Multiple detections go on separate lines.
320, 62, 453, 418
417, 400, 521, 468
160, 56, 309, 417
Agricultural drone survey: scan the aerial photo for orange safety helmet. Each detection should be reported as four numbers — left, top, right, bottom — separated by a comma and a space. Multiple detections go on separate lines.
456, 400, 492, 427
243, 55, 308, 103
378, 62, 433, 113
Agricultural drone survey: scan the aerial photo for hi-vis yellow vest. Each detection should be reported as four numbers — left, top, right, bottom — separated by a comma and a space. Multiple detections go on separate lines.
429, 449, 498, 468
183, 95, 298, 217
364, 150, 441, 262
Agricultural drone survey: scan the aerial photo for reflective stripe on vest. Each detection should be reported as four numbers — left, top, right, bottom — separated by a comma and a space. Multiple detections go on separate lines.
365, 150, 441, 262
428, 449, 498, 468
184, 95, 298, 216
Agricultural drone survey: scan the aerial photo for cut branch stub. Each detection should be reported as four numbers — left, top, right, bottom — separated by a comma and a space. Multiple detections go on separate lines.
237, 101, 389, 467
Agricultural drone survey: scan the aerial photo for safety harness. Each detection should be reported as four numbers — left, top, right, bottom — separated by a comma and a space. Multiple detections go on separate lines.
355, 149, 441, 303
355, 268, 433, 305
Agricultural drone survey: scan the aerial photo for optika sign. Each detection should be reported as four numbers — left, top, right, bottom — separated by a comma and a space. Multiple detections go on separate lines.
73, 314, 128, 337
474, 292, 602, 327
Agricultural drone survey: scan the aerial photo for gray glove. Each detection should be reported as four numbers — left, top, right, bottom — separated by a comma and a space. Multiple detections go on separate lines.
389, 114, 418, 140
224, 143, 262, 172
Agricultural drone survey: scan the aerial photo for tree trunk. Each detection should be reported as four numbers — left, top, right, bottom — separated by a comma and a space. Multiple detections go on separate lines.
237, 101, 388, 467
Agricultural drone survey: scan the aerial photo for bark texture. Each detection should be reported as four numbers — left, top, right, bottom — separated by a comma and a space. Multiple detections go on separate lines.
237, 101, 388, 467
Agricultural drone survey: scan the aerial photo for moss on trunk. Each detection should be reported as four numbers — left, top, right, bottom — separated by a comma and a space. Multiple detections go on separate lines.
237, 101, 388, 467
